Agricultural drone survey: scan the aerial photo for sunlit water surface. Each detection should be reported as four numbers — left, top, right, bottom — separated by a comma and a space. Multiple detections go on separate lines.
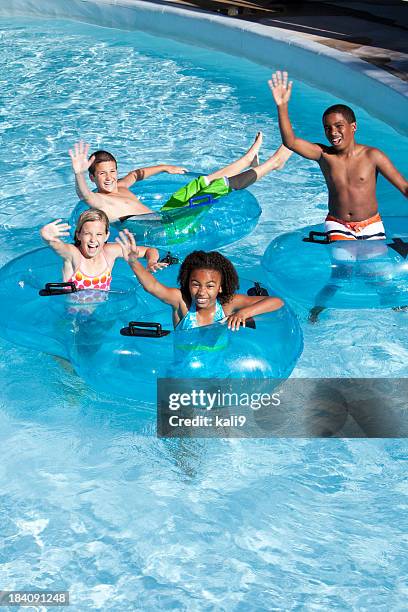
0, 18, 407, 609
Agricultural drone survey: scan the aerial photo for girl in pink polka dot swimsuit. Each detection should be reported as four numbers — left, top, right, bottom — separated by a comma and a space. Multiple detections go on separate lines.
40, 209, 164, 292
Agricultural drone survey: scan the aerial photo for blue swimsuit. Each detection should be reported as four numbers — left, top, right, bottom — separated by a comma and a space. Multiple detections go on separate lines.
177, 299, 225, 330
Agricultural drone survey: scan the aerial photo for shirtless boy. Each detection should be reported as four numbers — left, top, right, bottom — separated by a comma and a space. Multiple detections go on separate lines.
269, 71, 408, 241
69, 135, 292, 224
69, 141, 187, 222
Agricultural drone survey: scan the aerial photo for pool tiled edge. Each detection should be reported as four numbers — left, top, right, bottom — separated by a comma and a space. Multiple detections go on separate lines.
1, 0, 407, 133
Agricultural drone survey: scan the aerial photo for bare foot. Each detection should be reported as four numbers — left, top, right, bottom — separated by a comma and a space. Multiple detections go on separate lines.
272, 144, 293, 170
308, 305, 325, 324
247, 131, 263, 167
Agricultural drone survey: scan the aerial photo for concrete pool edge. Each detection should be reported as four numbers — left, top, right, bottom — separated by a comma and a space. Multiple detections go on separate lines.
1, 0, 407, 134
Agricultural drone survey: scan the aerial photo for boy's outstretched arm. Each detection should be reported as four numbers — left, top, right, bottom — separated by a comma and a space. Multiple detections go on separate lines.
119, 164, 188, 188
268, 71, 322, 161
116, 230, 180, 306
373, 149, 408, 198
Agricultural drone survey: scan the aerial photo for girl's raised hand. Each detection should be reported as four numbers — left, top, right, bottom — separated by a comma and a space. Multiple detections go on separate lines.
268, 71, 293, 106
116, 229, 139, 262
147, 260, 169, 273
68, 140, 95, 175
40, 219, 71, 242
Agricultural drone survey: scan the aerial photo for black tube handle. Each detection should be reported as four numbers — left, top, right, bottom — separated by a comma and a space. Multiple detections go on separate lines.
303, 231, 330, 244
247, 281, 269, 297
160, 251, 179, 265
120, 321, 171, 338
39, 282, 77, 296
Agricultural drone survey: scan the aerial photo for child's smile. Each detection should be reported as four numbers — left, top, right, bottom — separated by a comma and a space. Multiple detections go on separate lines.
189, 268, 222, 310
85, 242, 100, 256
77, 220, 109, 259
323, 112, 356, 150
91, 160, 118, 194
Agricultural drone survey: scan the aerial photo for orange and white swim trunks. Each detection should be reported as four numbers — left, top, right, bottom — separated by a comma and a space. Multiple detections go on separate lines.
325, 213, 386, 242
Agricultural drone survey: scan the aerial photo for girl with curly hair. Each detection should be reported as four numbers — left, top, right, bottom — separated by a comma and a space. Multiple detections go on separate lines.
118, 233, 283, 330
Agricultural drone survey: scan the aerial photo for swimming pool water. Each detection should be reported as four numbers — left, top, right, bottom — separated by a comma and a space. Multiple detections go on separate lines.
0, 17, 407, 609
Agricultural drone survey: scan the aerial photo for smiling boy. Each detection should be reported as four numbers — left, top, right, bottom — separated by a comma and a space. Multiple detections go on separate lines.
69, 141, 187, 222
269, 71, 408, 240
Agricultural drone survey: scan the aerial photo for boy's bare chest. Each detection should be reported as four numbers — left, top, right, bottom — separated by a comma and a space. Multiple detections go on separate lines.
322, 155, 375, 188
113, 188, 141, 204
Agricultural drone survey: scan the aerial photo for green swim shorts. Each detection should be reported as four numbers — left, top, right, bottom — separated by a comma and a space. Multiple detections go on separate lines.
160, 175, 232, 212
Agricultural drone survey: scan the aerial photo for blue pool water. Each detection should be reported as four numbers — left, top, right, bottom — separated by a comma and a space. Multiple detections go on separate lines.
1, 17, 408, 609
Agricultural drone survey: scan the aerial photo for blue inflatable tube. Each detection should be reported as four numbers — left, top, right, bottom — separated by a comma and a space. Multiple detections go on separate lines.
69, 173, 261, 256
262, 217, 408, 310
0, 250, 303, 402
71, 268, 303, 403
0, 247, 148, 359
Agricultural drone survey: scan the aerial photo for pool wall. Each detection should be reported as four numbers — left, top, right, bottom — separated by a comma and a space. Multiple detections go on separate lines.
1, 0, 407, 134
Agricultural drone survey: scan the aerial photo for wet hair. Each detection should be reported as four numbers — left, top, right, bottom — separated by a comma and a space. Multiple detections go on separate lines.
177, 251, 239, 305
74, 209, 110, 246
322, 104, 356, 124
88, 150, 117, 177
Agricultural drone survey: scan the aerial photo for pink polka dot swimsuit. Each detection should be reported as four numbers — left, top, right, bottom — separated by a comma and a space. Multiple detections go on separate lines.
68, 254, 112, 292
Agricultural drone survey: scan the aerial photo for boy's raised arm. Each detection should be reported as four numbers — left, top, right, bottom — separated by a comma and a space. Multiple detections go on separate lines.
118, 164, 188, 188
269, 71, 322, 161
69, 141, 103, 207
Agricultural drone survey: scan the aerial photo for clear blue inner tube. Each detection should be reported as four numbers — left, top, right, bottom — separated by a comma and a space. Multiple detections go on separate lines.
262, 217, 408, 310
72, 266, 303, 400
69, 173, 261, 256
72, 267, 303, 402
0, 247, 147, 360
0, 251, 303, 401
